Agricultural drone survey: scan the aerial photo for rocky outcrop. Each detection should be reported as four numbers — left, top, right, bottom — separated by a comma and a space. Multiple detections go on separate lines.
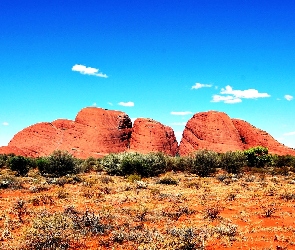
129, 118, 178, 156
178, 110, 295, 156
5, 107, 133, 158
1, 108, 294, 158
0, 146, 27, 157
232, 119, 295, 156
178, 111, 245, 155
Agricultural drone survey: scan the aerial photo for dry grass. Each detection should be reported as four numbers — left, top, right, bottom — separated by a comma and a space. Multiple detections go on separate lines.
1, 169, 295, 249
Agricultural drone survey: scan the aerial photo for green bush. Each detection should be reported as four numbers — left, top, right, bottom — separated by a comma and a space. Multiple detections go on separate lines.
38, 150, 77, 177
0, 154, 9, 168
219, 151, 246, 174
8, 155, 31, 176
244, 146, 272, 168
166, 156, 193, 172
272, 154, 295, 168
101, 152, 168, 177
189, 150, 219, 177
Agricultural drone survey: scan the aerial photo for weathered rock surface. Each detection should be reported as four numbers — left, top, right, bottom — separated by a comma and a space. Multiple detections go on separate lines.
1, 108, 294, 158
0, 146, 27, 157
232, 119, 295, 156
178, 111, 245, 155
5, 107, 133, 158
129, 118, 178, 156
179, 110, 295, 156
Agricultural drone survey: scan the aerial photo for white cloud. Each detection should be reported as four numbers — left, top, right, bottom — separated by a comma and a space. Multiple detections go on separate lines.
2, 122, 9, 126
283, 131, 295, 136
92, 102, 97, 106
220, 85, 270, 99
171, 122, 187, 126
108, 102, 113, 106
284, 94, 293, 101
72, 64, 108, 78
131, 118, 137, 124
212, 85, 270, 104
118, 101, 134, 107
174, 131, 183, 143
211, 95, 242, 104
170, 111, 193, 116
191, 82, 212, 89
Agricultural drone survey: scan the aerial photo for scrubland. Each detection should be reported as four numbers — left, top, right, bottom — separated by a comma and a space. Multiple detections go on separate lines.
1, 149, 295, 249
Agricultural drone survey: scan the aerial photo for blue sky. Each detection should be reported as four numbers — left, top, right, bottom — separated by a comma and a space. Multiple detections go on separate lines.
1, 0, 295, 148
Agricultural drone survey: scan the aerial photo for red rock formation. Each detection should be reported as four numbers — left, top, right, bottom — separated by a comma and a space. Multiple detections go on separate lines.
0, 146, 27, 157
129, 118, 178, 156
178, 111, 244, 155
179, 110, 295, 156
2, 108, 294, 158
6, 107, 132, 158
232, 119, 295, 156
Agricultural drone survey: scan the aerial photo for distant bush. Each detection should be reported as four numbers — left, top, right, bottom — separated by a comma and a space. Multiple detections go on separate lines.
8, 155, 32, 176
166, 156, 193, 172
189, 150, 219, 177
272, 154, 295, 168
219, 151, 246, 174
101, 152, 168, 177
38, 150, 77, 177
244, 146, 272, 168
157, 176, 178, 185
0, 154, 9, 168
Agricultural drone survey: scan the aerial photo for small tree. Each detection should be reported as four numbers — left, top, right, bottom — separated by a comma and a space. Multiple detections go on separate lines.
38, 150, 76, 177
219, 151, 246, 174
244, 146, 272, 168
8, 155, 31, 176
189, 150, 219, 177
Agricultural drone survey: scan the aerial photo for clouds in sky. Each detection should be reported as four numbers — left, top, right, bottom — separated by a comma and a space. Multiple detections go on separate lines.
72, 64, 108, 78
212, 85, 271, 104
118, 101, 134, 107
170, 111, 193, 116
284, 95, 293, 101
191, 82, 212, 89
283, 131, 295, 136
2, 122, 9, 126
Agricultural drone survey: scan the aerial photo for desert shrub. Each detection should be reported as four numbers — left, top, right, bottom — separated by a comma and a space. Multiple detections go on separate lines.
0, 154, 9, 168
157, 176, 178, 185
0, 175, 23, 189
38, 150, 77, 177
22, 211, 77, 249
79, 157, 102, 173
272, 154, 295, 168
101, 152, 167, 177
219, 151, 246, 174
8, 155, 32, 176
189, 150, 219, 177
167, 227, 210, 250
244, 146, 272, 168
127, 174, 142, 182
167, 156, 194, 172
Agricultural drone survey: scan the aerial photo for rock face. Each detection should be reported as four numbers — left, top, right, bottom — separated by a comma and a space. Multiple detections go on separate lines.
178, 111, 245, 155
1, 108, 294, 158
129, 118, 178, 156
179, 111, 295, 156
5, 107, 133, 158
232, 119, 295, 156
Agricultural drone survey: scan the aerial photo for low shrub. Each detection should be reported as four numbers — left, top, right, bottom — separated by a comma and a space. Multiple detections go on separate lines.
38, 150, 77, 177
189, 150, 219, 177
101, 152, 168, 177
8, 155, 32, 176
157, 176, 178, 185
244, 146, 272, 168
219, 151, 246, 174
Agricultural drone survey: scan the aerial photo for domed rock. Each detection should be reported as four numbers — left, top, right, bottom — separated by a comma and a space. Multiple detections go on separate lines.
129, 118, 178, 156
179, 111, 245, 156
232, 119, 295, 156
7, 107, 133, 158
